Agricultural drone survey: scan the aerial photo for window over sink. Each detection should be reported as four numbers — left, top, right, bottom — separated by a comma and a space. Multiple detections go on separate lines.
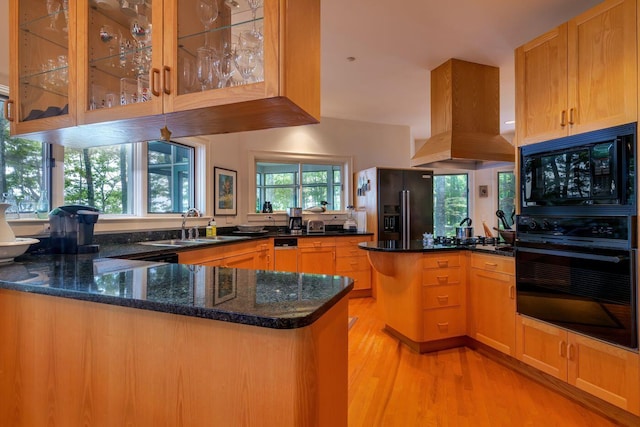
252, 153, 351, 213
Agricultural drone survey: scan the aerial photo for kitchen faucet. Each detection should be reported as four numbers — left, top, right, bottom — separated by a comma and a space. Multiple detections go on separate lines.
181, 208, 202, 240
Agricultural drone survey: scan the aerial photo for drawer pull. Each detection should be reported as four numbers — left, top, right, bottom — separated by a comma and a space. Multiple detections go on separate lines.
436, 276, 449, 283
437, 322, 449, 330
436, 260, 449, 267
313, 242, 322, 247
484, 262, 498, 267
436, 295, 449, 304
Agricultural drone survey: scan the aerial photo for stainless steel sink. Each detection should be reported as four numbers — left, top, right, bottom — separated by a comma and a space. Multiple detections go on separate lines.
138, 236, 248, 247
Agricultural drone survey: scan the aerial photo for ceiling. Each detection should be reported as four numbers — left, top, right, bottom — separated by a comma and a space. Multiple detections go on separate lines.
0, 0, 603, 141
320, 0, 603, 141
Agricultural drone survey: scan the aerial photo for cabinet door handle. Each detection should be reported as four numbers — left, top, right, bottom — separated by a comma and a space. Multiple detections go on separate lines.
436, 260, 449, 267
559, 341, 567, 357
163, 66, 172, 95
568, 108, 575, 125
567, 343, 575, 361
560, 110, 567, 127
151, 68, 161, 97
509, 285, 515, 299
4, 99, 14, 122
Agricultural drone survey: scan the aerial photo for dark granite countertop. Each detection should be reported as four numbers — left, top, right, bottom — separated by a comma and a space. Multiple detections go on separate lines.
0, 254, 353, 329
358, 240, 515, 257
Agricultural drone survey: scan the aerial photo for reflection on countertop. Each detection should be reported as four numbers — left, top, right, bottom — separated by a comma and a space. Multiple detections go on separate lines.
0, 255, 353, 329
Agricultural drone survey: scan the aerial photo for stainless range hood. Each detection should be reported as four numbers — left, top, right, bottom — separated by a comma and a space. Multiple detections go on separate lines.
411, 59, 515, 170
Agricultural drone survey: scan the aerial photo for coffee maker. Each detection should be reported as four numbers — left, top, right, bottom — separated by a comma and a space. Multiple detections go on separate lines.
49, 205, 100, 254
287, 207, 303, 235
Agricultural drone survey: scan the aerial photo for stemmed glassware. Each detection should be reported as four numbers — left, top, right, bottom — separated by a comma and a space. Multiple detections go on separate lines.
245, 0, 263, 42
46, 0, 61, 32
99, 24, 119, 66
62, 0, 69, 33
196, 47, 213, 91
213, 43, 236, 88
130, 5, 152, 77
234, 33, 258, 83
197, 0, 220, 48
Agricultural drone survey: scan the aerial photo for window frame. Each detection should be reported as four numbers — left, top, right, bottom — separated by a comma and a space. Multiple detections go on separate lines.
248, 151, 353, 213
432, 172, 470, 237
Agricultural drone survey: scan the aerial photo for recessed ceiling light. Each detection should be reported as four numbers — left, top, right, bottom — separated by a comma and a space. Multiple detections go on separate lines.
346, 57, 356, 62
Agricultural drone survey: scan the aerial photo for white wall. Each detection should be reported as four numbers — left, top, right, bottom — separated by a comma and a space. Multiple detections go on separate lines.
201, 116, 414, 224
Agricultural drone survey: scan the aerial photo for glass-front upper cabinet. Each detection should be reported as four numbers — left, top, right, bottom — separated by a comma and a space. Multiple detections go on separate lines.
78, 0, 164, 124
164, 0, 268, 112
79, 0, 266, 125
6, 0, 76, 135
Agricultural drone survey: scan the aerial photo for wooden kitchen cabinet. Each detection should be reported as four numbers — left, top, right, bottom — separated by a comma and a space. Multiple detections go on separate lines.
335, 235, 372, 293
7, 0, 320, 146
515, 0, 637, 146
298, 237, 335, 275
420, 252, 466, 342
468, 253, 516, 356
254, 241, 273, 270
178, 239, 271, 269
516, 315, 640, 415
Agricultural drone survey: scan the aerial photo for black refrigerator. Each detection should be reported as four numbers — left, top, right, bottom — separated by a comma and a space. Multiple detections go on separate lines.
377, 168, 434, 242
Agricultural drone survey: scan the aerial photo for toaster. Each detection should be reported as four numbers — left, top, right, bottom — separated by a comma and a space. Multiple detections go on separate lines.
306, 220, 325, 234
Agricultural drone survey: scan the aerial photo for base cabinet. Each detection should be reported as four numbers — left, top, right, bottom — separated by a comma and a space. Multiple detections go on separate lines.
298, 237, 336, 275
420, 252, 466, 341
516, 315, 640, 415
469, 253, 515, 356
335, 235, 372, 292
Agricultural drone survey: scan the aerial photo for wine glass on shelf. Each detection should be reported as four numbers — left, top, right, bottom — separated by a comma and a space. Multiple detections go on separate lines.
213, 43, 236, 88
62, 0, 69, 33
46, 0, 61, 32
196, 0, 219, 48
196, 47, 213, 91
245, 0, 263, 42
234, 32, 258, 83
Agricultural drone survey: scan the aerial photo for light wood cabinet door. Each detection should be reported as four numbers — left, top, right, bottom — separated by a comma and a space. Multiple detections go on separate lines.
273, 247, 298, 272
470, 265, 515, 356
298, 247, 335, 274
515, 24, 568, 146
254, 241, 273, 270
221, 252, 255, 269
567, 0, 637, 135
567, 332, 640, 414
516, 315, 640, 415
515, 0, 637, 147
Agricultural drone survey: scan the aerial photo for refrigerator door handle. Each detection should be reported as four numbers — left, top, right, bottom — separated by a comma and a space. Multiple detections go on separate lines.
401, 190, 410, 245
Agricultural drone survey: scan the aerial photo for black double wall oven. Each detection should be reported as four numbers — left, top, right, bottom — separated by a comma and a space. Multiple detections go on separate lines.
517, 122, 637, 349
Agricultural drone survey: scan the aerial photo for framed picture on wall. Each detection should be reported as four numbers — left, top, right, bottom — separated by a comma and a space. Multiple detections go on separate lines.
214, 167, 237, 216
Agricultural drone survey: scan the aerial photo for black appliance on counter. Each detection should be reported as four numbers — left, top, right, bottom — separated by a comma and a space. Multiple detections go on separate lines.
516, 122, 638, 349
376, 168, 434, 243
49, 205, 100, 254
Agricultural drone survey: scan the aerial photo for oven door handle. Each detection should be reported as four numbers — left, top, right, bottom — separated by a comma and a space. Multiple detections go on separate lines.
516, 246, 627, 264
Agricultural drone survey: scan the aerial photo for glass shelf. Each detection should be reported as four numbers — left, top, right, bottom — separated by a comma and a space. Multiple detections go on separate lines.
20, 11, 69, 50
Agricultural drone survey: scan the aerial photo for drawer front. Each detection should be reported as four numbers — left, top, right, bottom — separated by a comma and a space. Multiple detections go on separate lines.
422, 284, 462, 309
335, 236, 372, 247
423, 307, 466, 340
340, 269, 371, 290
336, 256, 370, 272
336, 245, 367, 258
422, 267, 462, 286
471, 253, 514, 275
298, 237, 336, 248
422, 253, 461, 269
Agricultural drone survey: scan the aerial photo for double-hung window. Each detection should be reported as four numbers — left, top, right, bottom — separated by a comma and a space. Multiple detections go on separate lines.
255, 161, 344, 212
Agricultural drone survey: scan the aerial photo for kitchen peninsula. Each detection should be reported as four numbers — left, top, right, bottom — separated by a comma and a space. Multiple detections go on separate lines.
0, 253, 351, 426
359, 241, 513, 353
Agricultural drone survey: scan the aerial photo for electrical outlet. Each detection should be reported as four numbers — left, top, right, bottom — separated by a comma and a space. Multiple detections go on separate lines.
43, 223, 50, 233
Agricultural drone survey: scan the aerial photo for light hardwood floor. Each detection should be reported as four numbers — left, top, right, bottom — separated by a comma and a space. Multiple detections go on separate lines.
347, 297, 623, 427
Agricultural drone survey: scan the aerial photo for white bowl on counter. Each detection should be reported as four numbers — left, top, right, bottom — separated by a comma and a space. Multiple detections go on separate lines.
0, 238, 40, 263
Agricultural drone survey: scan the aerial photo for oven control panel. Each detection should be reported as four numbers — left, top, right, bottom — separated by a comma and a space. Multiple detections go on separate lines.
517, 215, 635, 246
